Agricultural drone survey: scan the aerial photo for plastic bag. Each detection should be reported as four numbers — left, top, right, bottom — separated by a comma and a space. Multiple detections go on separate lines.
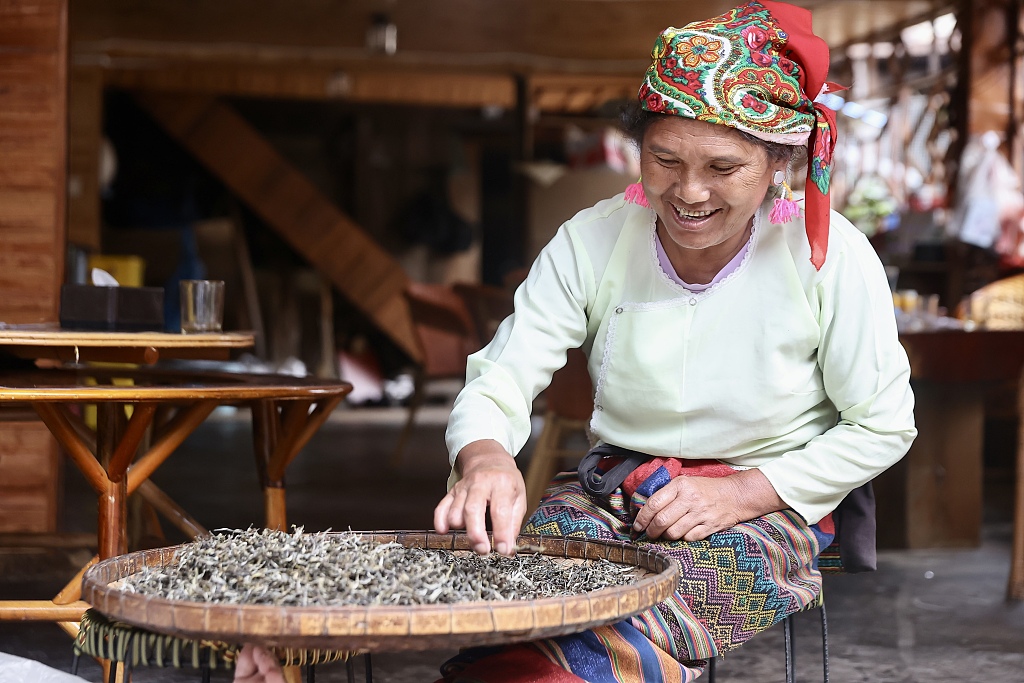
0, 653, 84, 683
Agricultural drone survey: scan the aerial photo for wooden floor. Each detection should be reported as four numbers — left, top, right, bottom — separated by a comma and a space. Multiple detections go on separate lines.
1, 404, 1023, 682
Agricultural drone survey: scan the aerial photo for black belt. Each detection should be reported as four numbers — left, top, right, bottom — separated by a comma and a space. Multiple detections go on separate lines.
576, 443, 653, 497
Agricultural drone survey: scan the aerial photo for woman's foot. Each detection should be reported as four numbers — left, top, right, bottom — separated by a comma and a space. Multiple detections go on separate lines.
234, 644, 285, 683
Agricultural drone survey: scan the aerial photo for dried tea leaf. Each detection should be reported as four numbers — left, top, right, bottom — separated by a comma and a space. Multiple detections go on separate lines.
122, 528, 638, 607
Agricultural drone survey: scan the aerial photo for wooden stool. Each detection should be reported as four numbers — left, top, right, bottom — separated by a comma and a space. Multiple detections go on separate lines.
390, 283, 479, 467
72, 609, 360, 683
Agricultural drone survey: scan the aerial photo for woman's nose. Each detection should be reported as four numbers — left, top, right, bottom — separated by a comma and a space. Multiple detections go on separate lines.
675, 173, 711, 204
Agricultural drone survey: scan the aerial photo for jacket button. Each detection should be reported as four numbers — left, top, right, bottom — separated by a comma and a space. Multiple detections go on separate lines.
689, 298, 697, 306
615, 307, 623, 314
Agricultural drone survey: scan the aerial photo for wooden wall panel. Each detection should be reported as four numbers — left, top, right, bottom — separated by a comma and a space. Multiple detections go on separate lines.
0, 422, 60, 532
0, 0, 68, 324
0, 0, 69, 534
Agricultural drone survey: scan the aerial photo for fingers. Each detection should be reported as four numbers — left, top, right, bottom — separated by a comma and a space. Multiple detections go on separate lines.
633, 481, 684, 535
433, 486, 468, 534
682, 524, 715, 542
433, 469, 526, 556
643, 502, 691, 540
462, 485, 491, 555
489, 481, 527, 556
633, 479, 724, 540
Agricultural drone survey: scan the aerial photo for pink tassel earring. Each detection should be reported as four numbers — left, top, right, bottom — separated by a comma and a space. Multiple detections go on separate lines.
769, 170, 800, 224
624, 178, 650, 208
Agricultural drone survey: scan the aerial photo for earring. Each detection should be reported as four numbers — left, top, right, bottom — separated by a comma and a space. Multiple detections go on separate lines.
624, 177, 650, 208
769, 174, 800, 224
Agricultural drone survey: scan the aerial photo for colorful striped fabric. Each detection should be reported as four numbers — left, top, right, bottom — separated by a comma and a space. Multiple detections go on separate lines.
439, 460, 833, 683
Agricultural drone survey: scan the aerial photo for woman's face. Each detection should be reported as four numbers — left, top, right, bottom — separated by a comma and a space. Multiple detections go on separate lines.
640, 117, 783, 255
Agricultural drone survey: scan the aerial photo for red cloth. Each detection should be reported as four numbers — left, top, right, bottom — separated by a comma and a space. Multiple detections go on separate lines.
619, 456, 835, 534
760, 0, 843, 270
435, 644, 586, 683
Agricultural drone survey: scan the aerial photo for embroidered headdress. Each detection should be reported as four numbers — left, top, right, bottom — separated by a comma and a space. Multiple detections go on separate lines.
632, 0, 844, 270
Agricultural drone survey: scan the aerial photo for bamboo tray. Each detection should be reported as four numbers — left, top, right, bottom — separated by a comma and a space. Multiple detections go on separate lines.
81, 531, 680, 652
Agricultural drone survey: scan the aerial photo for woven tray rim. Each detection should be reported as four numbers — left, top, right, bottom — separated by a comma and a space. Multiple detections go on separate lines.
81, 531, 680, 652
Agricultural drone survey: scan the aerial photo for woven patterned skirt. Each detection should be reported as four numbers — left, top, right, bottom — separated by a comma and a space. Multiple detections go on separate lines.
439, 460, 833, 683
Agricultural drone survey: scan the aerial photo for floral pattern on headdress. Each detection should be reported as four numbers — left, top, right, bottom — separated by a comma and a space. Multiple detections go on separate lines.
636, 0, 844, 270
640, 2, 814, 144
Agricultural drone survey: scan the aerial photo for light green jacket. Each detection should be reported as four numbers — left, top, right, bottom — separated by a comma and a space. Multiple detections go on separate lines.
446, 194, 916, 524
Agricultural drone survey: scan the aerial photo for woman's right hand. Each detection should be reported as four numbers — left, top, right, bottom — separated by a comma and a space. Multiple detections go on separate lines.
433, 439, 527, 556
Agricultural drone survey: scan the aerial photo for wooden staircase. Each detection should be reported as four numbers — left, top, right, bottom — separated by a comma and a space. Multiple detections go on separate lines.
136, 93, 421, 362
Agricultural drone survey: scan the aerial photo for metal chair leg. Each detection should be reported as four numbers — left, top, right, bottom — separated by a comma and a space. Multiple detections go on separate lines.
71, 655, 80, 677
784, 615, 795, 683
820, 603, 830, 683
306, 664, 315, 683
346, 656, 356, 683
201, 666, 211, 683
707, 656, 717, 682
364, 652, 373, 683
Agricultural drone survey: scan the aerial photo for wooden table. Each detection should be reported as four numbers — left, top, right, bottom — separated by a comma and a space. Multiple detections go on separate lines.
0, 324, 255, 365
874, 330, 1024, 598
0, 363, 350, 626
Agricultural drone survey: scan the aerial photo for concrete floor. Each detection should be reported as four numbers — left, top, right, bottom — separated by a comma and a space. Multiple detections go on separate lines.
2, 402, 1023, 682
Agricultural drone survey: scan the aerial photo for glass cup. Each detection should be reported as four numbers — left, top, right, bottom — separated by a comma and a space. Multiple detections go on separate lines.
180, 280, 225, 333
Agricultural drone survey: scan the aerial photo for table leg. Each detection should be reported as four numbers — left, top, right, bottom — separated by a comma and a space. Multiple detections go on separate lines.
2, 398, 221, 625
127, 401, 218, 493
135, 479, 208, 539
1009, 368, 1024, 600
903, 381, 985, 548
33, 404, 106, 493
253, 397, 343, 531
252, 399, 283, 530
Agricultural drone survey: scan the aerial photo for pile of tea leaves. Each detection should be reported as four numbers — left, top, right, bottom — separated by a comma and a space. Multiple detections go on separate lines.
121, 528, 638, 607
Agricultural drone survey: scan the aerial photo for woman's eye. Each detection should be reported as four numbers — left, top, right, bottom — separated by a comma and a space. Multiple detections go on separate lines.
711, 166, 737, 174
655, 156, 677, 165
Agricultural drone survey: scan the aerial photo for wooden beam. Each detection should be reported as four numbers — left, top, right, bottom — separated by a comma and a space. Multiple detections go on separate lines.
102, 63, 516, 108
71, 0, 953, 71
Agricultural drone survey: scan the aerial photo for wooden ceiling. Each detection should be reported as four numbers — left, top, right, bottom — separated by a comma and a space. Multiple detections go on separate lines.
72, 0, 955, 70
69, 1, 956, 110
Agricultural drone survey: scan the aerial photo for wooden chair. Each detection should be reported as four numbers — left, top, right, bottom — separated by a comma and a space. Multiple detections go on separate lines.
389, 282, 480, 467
452, 281, 515, 347
524, 348, 594, 517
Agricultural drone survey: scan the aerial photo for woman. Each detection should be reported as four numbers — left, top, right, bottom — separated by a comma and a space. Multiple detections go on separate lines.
434, 1, 915, 681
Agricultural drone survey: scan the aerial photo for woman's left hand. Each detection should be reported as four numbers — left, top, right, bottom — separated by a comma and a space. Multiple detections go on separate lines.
632, 469, 785, 541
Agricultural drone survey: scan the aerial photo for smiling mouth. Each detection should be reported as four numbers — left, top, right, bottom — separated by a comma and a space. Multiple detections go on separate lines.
672, 206, 721, 222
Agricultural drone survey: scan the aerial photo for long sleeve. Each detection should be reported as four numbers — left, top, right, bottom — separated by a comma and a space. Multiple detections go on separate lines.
444, 222, 595, 470
757, 216, 917, 523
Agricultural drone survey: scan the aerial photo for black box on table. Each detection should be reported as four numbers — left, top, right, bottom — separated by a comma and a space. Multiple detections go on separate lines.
59, 285, 165, 332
